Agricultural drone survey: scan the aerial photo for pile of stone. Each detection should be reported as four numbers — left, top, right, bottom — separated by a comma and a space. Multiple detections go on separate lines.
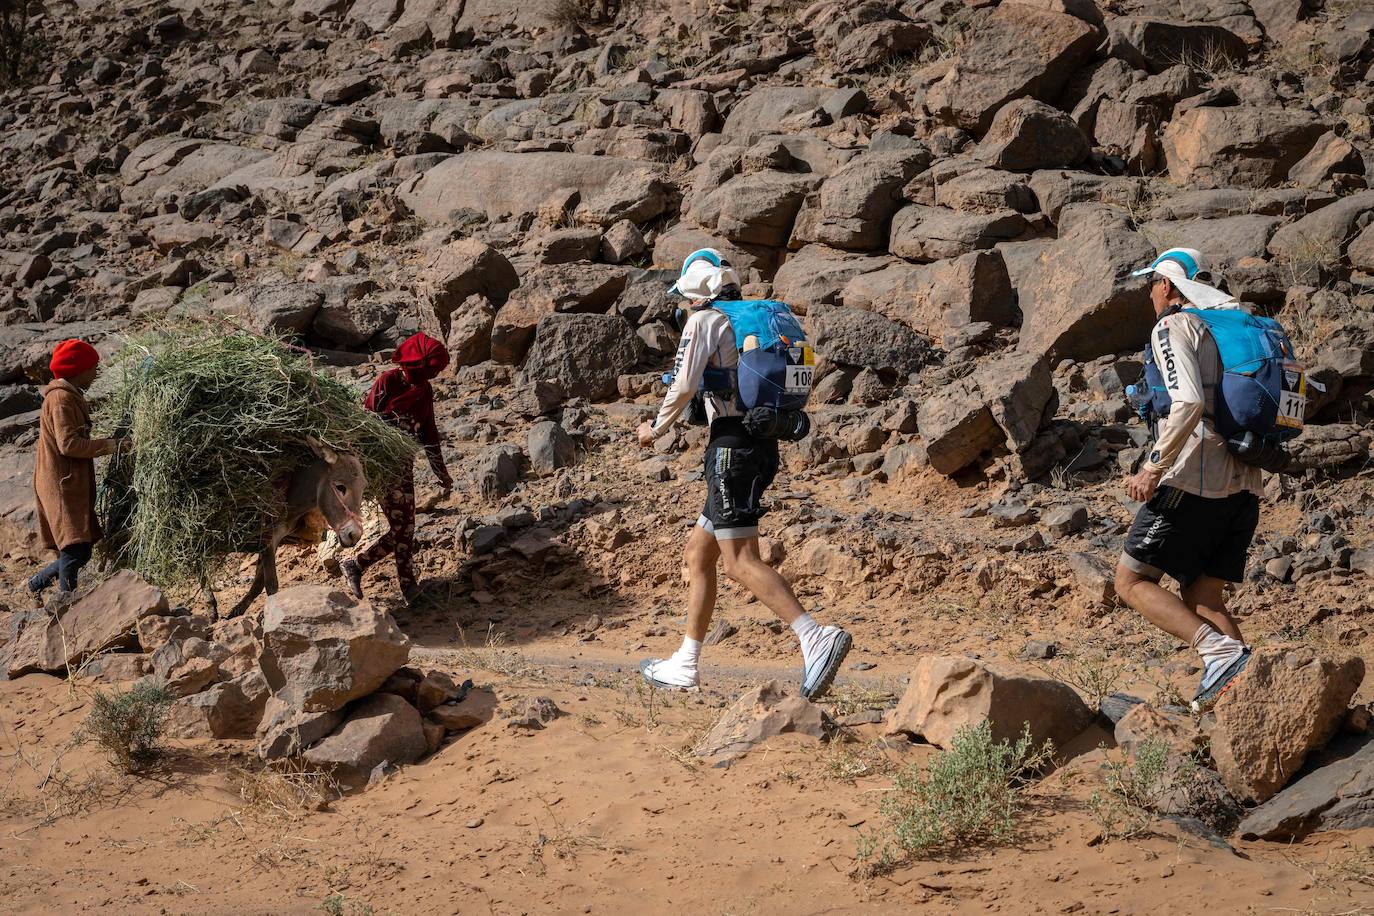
0, 574, 493, 786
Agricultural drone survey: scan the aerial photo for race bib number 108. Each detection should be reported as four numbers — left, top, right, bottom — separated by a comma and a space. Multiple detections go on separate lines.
785, 345, 815, 394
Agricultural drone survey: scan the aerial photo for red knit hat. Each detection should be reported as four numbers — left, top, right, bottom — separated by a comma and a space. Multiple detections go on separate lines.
50, 339, 100, 380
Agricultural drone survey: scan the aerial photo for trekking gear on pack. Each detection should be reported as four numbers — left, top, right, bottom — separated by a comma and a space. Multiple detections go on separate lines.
1138, 307, 1305, 471
664, 250, 817, 441
743, 405, 810, 441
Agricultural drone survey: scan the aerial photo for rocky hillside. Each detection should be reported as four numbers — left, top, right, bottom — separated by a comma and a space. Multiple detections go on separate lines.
4, 1, 1374, 910
3, 0, 1372, 608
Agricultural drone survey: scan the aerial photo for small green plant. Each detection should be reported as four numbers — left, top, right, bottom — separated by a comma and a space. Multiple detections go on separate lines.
1044, 649, 1128, 708
321, 893, 373, 916
79, 681, 174, 773
856, 721, 1053, 873
1087, 738, 1181, 841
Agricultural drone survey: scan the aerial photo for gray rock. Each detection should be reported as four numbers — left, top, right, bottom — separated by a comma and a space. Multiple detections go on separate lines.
305, 693, 428, 780
257, 586, 410, 715
518, 313, 642, 400
527, 420, 576, 476
1238, 735, 1374, 840
978, 99, 1090, 170
806, 305, 934, 376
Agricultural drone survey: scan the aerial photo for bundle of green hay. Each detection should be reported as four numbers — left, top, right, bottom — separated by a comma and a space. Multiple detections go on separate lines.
97, 325, 419, 591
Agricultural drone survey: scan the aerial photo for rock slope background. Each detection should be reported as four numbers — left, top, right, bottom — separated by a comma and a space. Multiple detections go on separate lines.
2, 0, 1374, 911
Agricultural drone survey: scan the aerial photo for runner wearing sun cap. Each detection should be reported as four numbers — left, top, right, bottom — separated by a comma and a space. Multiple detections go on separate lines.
634, 248, 852, 699
1115, 247, 1263, 711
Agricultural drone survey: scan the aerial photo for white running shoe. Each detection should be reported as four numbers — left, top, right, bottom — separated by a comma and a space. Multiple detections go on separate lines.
640, 656, 700, 690
801, 626, 852, 700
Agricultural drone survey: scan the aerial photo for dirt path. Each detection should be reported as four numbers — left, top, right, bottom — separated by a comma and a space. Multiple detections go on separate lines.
4, 644, 1374, 916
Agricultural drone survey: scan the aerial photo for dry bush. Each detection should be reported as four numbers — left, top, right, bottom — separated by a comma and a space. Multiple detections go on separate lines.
78, 681, 173, 773
544, 0, 619, 28
0, 0, 43, 88
856, 721, 1053, 875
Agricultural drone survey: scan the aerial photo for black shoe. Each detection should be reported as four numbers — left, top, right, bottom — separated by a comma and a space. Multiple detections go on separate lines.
341, 559, 364, 599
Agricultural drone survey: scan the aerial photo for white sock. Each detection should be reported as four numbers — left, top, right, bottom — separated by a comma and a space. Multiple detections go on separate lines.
672, 636, 701, 668
1191, 625, 1244, 667
792, 613, 821, 660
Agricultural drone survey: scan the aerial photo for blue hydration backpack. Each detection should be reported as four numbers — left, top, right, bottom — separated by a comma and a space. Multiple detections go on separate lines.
1139, 307, 1306, 446
666, 299, 816, 412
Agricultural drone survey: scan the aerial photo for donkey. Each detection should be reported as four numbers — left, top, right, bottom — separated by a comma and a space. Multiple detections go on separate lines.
206, 437, 366, 620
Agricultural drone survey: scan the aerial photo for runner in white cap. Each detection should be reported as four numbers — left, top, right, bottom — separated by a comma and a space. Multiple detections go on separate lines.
1115, 248, 1263, 711
635, 249, 852, 698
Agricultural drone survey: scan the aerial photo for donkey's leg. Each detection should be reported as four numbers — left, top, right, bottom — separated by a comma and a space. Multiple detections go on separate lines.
226, 552, 268, 619
261, 542, 280, 597
201, 575, 220, 621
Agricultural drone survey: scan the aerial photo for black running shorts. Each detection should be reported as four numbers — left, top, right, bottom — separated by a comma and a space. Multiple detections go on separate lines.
1121, 485, 1260, 587
698, 418, 779, 541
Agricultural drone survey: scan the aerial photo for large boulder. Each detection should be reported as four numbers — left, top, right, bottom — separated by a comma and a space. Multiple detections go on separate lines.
257, 586, 411, 714
694, 680, 829, 762
490, 263, 628, 364
166, 669, 270, 739
212, 281, 323, 336
1107, 18, 1247, 73
653, 224, 780, 278
1209, 649, 1364, 804
6, 571, 169, 678
885, 655, 1094, 750
304, 692, 428, 781
722, 87, 836, 139
841, 250, 1015, 339
806, 305, 934, 376
1016, 206, 1155, 361
831, 20, 932, 71
1238, 735, 1374, 840
916, 351, 1055, 474
793, 150, 929, 251
925, 4, 1100, 135
1267, 192, 1374, 264
771, 245, 893, 313
421, 240, 519, 320
978, 99, 1090, 170
1140, 214, 1282, 272
976, 351, 1056, 453
517, 313, 641, 400
1161, 106, 1327, 189
690, 171, 819, 247
917, 382, 1003, 475
889, 205, 1026, 263
399, 152, 668, 224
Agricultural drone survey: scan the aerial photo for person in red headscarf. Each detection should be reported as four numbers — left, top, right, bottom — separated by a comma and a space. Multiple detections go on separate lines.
29, 340, 131, 599
342, 332, 453, 605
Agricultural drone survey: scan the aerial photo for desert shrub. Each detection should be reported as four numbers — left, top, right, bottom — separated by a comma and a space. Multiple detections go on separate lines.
1089, 738, 1241, 839
79, 681, 174, 773
544, 0, 619, 28
0, 0, 43, 87
857, 721, 1053, 873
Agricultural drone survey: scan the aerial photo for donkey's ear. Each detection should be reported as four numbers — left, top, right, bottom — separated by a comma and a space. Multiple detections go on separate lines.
305, 435, 338, 465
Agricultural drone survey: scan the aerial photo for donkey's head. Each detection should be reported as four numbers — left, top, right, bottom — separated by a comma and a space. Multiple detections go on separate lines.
305, 436, 366, 549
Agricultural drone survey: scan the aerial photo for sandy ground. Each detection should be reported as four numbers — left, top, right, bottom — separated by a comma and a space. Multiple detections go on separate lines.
4, 403, 1374, 914
4, 637, 1374, 916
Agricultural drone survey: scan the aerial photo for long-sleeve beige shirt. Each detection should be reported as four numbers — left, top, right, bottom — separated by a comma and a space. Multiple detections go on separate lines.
650, 308, 742, 438
1141, 307, 1263, 499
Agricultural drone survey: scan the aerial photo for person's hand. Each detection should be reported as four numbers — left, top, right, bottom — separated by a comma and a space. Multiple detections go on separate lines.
637, 421, 655, 448
436, 473, 454, 496
1127, 466, 1162, 503
115, 438, 133, 457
